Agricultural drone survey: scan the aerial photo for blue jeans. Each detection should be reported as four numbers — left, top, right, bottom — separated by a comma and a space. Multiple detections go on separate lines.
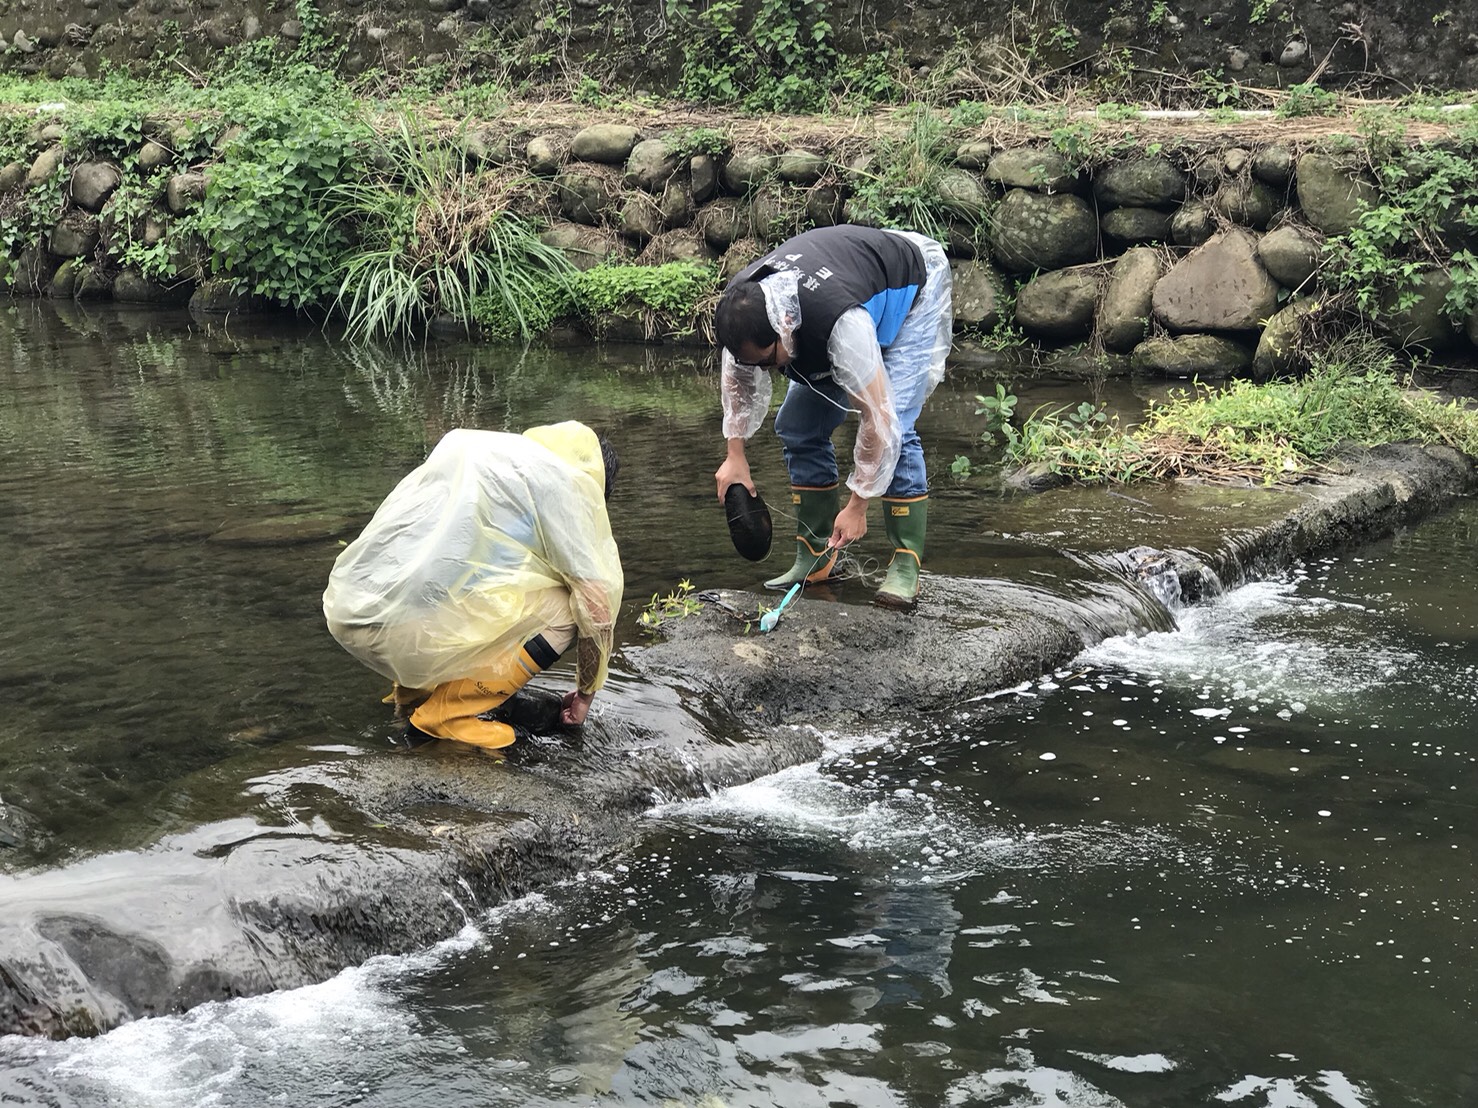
773, 376, 928, 498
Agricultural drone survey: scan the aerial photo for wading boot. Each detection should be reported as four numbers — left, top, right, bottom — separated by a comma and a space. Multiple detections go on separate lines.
764, 484, 841, 591
408, 637, 558, 748
875, 495, 927, 610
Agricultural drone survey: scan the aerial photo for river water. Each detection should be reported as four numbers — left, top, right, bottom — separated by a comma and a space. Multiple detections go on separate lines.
0, 301, 1474, 1106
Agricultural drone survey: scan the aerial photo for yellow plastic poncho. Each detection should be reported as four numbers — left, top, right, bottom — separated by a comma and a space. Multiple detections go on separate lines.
322, 422, 624, 694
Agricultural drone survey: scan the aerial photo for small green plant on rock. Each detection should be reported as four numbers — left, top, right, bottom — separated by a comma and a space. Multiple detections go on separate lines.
974, 383, 1020, 447
638, 579, 703, 632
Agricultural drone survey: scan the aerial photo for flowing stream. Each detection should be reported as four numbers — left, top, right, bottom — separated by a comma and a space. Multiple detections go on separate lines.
0, 301, 1474, 1106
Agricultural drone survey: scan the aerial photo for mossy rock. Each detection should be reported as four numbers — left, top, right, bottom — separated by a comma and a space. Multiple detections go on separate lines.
1130, 333, 1253, 378
988, 189, 1097, 273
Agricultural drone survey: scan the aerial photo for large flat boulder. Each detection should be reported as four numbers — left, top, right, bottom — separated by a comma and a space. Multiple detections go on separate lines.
1152, 229, 1280, 332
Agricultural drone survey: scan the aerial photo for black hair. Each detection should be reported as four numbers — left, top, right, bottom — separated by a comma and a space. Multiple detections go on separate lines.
713, 281, 777, 355
598, 434, 619, 502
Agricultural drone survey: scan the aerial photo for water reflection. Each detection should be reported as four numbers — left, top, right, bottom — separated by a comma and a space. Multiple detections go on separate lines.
3, 301, 1476, 1106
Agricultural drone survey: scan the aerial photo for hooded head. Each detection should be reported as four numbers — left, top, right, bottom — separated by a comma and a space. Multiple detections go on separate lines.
522, 421, 618, 501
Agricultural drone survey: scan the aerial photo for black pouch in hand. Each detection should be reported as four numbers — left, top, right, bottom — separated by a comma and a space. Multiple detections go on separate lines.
724, 484, 773, 562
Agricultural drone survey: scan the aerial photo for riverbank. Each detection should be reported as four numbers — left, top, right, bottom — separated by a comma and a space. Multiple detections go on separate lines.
2, 427, 1470, 1038
3, 62, 1478, 377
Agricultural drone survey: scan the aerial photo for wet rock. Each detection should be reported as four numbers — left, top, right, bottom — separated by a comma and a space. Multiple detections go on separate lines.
720, 150, 776, 195
776, 148, 826, 185
1211, 177, 1281, 229
1093, 155, 1187, 209
1257, 225, 1322, 289
985, 146, 1077, 191
1171, 201, 1215, 247
1097, 247, 1161, 353
48, 213, 99, 258
9, 246, 59, 296
1295, 153, 1379, 235
988, 189, 1098, 273
1377, 268, 1462, 352
1153, 229, 1280, 332
1015, 269, 1098, 341
48, 258, 83, 299
69, 161, 121, 212
624, 138, 682, 192
75, 266, 113, 300
112, 270, 192, 305
1130, 333, 1253, 378
189, 280, 270, 315
554, 169, 617, 225
525, 133, 568, 177
570, 123, 640, 164
25, 146, 64, 189
696, 198, 750, 250
1003, 461, 1071, 493
950, 259, 1008, 332
1101, 206, 1173, 246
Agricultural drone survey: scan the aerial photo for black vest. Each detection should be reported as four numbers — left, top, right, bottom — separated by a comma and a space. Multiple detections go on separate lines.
729, 226, 927, 385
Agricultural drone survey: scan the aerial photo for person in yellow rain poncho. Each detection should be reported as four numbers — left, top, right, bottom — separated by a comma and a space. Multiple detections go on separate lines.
323, 422, 624, 749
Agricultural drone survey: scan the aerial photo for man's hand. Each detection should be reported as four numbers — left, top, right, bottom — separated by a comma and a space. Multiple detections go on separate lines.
829, 494, 869, 549
715, 444, 755, 504
560, 689, 594, 726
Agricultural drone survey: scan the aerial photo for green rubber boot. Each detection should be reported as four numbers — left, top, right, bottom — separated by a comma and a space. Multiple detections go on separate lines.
764, 484, 840, 590
875, 495, 928, 610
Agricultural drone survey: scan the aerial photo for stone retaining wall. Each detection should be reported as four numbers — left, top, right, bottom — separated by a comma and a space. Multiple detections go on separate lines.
5, 112, 1478, 376
1, 0, 1476, 95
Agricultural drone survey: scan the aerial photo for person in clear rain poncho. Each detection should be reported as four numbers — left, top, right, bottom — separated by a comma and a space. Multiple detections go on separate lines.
322, 422, 624, 749
712, 225, 954, 609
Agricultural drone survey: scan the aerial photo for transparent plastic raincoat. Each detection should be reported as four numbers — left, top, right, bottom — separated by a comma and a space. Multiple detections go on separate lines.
720, 229, 954, 498
322, 423, 623, 694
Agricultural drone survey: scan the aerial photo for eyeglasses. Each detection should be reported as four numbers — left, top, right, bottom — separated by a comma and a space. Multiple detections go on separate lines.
741, 341, 781, 368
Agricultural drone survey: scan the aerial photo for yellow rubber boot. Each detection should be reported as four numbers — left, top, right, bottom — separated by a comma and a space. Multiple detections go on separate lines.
382, 684, 431, 713
875, 495, 927, 610
409, 646, 543, 748
764, 485, 840, 590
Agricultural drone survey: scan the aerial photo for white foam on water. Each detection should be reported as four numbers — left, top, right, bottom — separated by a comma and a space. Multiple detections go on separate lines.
655, 735, 1186, 881
2, 894, 556, 1108
1078, 578, 1418, 711
945, 1047, 1130, 1107
1072, 1050, 1178, 1073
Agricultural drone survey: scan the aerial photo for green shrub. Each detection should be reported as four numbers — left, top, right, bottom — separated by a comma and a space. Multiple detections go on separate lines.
327, 118, 574, 339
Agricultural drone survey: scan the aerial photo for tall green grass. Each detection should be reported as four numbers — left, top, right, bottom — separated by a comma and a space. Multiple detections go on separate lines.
325, 118, 574, 341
